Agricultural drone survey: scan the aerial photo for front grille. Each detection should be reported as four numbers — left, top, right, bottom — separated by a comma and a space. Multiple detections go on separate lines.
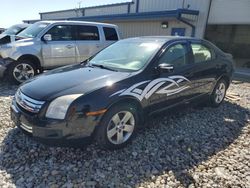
15, 89, 45, 113
20, 122, 33, 133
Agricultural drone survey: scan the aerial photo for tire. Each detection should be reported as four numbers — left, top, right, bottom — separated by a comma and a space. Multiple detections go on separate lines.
95, 103, 139, 150
209, 79, 228, 108
7, 59, 38, 84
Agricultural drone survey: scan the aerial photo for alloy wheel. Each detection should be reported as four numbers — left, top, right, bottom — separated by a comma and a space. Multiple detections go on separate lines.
215, 82, 226, 104
13, 63, 35, 83
107, 111, 135, 145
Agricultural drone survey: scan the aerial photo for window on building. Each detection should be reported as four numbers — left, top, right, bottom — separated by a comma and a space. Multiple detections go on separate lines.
77, 25, 99, 41
46, 25, 74, 41
103, 27, 118, 41
158, 43, 188, 68
191, 43, 213, 63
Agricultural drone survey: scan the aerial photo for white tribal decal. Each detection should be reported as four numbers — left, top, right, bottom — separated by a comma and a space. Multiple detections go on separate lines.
110, 76, 190, 101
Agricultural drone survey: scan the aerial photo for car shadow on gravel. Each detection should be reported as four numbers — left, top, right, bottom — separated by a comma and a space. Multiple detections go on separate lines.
0, 100, 249, 187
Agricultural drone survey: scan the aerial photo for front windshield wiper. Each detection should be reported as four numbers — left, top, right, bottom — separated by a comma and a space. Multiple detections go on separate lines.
91, 63, 118, 72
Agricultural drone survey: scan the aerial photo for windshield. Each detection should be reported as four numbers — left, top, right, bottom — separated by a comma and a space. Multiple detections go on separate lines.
17, 22, 49, 38
3, 25, 23, 35
89, 40, 162, 72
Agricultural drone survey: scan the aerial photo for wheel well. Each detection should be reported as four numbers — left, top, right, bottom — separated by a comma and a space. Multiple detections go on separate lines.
92, 98, 145, 138
18, 55, 42, 71
108, 98, 145, 125
219, 75, 230, 89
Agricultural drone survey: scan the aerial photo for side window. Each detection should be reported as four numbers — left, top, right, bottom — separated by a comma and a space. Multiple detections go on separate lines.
191, 43, 213, 63
103, 27, 118, 41
158, 43, 188, 68
46, 25, 74, 41
77, 25, 99, 41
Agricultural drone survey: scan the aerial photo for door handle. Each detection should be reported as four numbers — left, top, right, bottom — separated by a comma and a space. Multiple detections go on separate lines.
66, 45, 74, 49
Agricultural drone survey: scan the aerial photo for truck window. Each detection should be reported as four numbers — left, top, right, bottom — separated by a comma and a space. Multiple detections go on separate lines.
103, 27, 118, 41
46, 25, 74, 41
77, 25, 99, 41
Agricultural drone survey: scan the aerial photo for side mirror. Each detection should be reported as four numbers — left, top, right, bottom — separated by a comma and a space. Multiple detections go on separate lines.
42, 34, 52, 42
157, 63, 174, 73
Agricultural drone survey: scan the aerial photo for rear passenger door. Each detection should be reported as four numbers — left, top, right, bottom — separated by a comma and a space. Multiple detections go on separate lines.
189, 41, 218, 95
75, 25, 102, 62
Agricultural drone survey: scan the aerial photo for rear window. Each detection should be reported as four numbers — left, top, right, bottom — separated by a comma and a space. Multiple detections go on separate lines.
191, 43, 214, 63
103, 27, 118, 41
77, 25, 99, 41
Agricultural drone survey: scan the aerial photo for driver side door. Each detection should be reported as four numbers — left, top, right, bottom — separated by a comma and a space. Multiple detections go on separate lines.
42, 25, 77, 69
149, 41, 197, 111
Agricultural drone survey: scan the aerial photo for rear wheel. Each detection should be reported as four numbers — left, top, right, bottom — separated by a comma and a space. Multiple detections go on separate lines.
7, 60, 37, 84
95, 104, 139, 150
209, 79, 227, 107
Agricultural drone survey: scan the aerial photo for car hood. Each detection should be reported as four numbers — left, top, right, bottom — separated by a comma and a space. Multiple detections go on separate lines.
0, 33, 7, 39
20, 64, 132, 101
9, 37, 34, 47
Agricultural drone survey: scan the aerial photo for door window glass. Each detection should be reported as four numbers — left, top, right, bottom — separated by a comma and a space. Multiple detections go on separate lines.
158, 44, 188, 67
46, 25, 74, 41
77, 25, 99, 41
191, 43, 212, 63
103, 27, 118, 41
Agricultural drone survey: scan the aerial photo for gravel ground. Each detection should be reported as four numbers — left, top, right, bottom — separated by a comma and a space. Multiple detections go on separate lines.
0, 81, 249, 188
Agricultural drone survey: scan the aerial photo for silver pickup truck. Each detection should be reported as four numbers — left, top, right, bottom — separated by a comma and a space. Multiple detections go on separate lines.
0, 21, 120, 83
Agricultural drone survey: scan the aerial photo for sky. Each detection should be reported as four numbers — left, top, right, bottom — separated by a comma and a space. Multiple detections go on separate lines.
0, 0, 129, 28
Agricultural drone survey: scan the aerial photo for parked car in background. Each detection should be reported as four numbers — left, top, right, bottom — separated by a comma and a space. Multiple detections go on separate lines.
0, 21, 120, 83
0, 28, 5, 34
0, 24, 30, 46
10, 37, 234, 149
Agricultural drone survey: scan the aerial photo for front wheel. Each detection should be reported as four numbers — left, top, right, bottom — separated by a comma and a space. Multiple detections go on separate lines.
95, 104, 139, 150
7, 60, 37, 84
209, 79, 227, 107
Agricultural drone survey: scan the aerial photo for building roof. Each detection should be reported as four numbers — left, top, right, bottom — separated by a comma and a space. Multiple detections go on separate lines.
40, 1, 133, 15
68, 9, 199, 22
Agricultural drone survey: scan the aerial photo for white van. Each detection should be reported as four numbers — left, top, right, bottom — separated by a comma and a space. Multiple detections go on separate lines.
0, 21, 120, 83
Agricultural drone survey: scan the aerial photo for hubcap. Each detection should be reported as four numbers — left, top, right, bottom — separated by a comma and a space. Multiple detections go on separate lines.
107, 111, 135, 145
13, 63, 35, 83
215, 82, 226, 104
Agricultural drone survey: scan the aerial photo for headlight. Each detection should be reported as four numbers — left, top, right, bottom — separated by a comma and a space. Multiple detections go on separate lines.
46, 94, 82, 120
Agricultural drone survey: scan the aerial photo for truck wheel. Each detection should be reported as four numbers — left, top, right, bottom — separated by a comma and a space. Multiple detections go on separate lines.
95, 103, 139, 150
7, 60, 37, 84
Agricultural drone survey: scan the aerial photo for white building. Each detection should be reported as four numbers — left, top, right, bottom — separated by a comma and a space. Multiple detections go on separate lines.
24, 0, 250, 69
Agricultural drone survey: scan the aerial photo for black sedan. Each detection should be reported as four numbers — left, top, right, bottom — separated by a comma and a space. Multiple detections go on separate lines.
11, 37, 234, 149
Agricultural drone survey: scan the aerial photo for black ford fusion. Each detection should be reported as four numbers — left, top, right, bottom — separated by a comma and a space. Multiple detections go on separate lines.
11, 37, 234, 149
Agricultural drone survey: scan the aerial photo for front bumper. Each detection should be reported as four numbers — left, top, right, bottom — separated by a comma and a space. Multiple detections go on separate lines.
10, 99, 101, 147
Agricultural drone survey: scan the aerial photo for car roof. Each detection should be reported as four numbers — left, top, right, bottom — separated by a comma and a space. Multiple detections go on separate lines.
38, 20, 118, 27
122, 36, 206, 44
